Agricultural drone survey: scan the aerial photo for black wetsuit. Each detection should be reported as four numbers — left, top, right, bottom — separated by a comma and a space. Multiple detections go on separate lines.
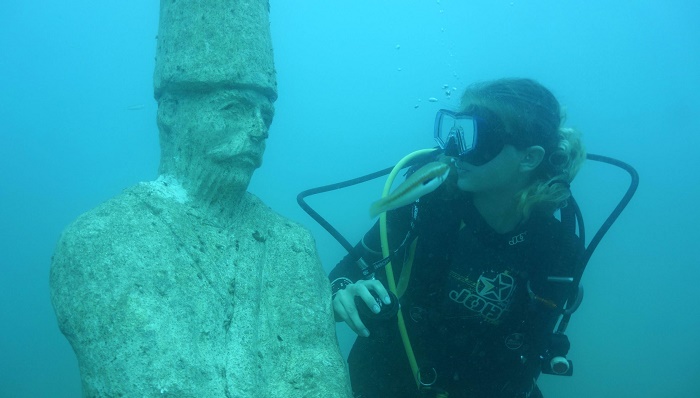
329, 189, 582, 398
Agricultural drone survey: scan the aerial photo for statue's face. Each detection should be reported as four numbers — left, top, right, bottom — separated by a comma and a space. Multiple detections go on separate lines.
158, 88, 275, 184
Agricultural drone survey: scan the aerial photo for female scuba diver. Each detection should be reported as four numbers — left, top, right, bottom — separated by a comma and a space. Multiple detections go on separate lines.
329, 78, 586, 398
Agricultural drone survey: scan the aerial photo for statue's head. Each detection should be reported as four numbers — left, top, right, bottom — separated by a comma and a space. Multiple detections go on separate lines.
156, 87, 275, 195
152, 0, 277, 204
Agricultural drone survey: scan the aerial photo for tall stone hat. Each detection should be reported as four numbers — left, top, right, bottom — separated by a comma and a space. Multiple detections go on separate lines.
153, 0, 277, 100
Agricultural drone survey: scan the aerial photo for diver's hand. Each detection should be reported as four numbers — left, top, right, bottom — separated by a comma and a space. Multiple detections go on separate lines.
332, 279, 392, 337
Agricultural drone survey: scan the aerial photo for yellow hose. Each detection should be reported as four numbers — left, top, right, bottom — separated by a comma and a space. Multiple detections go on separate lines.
379, 148, 436, 387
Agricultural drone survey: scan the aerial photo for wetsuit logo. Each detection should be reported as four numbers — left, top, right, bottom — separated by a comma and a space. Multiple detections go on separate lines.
476, 272, 515, 303
449, 271, 516, 323
504, 333, 525, 350
508, 231, 527, 246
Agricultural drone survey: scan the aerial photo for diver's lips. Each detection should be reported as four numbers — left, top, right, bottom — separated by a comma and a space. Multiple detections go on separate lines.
454, 160, 472, 173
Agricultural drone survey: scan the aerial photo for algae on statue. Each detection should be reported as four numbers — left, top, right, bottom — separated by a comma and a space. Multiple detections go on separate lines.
50, 1, 351, 396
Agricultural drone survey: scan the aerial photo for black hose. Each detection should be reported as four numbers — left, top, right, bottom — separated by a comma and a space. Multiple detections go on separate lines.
296, 166, 395, 253
296, 151, 438, 254
574, 153, 640, 287
557, 153, 639, 328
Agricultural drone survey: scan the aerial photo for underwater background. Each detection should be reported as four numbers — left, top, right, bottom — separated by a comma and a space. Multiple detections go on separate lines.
1, 0, 698, 396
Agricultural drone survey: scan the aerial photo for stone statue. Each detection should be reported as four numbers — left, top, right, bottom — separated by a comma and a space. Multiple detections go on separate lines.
50, 1, 352, 396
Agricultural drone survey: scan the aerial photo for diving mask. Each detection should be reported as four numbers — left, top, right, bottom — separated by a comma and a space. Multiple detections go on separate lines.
433, 109, 507, 166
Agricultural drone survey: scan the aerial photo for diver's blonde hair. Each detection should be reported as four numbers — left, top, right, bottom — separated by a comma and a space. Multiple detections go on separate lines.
460, 78, 586, 219
516, 126, 586, 219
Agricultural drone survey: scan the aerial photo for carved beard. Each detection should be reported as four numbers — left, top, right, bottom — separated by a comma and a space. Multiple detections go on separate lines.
193, 160, 253, 207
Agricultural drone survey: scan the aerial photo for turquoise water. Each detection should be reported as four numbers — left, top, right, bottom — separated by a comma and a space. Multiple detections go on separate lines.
1, 1, 698, 396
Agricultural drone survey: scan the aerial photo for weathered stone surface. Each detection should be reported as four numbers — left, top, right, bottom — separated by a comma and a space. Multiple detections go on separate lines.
50, 0, 351, 396
153, 0, 277, 100
51, 179, 350, 397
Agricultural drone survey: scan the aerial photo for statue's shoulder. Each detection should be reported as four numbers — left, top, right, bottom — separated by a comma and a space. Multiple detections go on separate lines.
56, 176, 189, 251
240, 192, 289, 223
241, 191, 314, 243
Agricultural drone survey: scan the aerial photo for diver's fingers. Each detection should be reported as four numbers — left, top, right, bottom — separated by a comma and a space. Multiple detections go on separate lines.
333, 288, 369, 337
332, 279, 394, 338
354, 282, 384, 317
362, 279, 392, 305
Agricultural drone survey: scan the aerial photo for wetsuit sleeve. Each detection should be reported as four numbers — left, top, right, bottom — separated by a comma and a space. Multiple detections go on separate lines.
327, 225, 381, 284
328, 205, 415, 287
